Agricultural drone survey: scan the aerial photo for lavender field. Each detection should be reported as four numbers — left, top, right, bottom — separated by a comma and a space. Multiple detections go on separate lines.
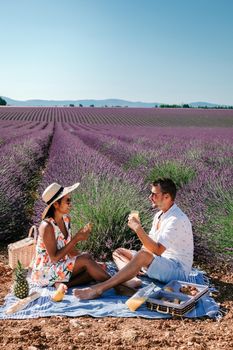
0, 106, 233, 126
0, 107, 233, 264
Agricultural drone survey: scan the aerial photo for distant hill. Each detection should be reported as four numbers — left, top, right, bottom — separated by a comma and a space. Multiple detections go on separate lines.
1, 96, 227, 108
2, 97, 158, 108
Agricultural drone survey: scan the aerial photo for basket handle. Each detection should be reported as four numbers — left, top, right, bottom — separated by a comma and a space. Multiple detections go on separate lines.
156, 305, 169, 314
28, 225, 38, 242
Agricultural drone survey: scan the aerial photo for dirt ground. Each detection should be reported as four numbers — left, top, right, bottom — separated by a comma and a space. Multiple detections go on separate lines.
0, 248, 233, 350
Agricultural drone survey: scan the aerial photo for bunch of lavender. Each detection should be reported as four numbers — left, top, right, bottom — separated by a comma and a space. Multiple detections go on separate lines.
0, 123, 54, 241
71, 174, 153, 260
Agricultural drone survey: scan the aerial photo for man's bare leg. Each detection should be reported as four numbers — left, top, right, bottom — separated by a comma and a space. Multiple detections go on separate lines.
112, 248, 142, 288
73, 250, 154, 300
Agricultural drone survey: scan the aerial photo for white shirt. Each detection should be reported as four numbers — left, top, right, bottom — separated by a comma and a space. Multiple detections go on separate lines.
149, 204, 193, 276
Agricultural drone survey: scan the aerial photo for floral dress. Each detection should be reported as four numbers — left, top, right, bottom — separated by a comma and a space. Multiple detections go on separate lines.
31, 215, 76, 286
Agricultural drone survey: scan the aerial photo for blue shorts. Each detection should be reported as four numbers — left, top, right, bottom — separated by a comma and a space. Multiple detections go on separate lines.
145, 255, 187, 284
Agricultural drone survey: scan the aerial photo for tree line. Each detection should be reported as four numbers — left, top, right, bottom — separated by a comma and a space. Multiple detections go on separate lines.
158, 103, 233, 109
0, 97, 7, 105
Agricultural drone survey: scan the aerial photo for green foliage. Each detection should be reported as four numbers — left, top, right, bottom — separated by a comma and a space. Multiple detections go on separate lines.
71, 174, 152, 260
147, 161, 196, 188
160, 104, 181, 108
159, 103, 190, 108
0, 97, 7, 106
123, 153, 148, 170
204, 188, 233, 255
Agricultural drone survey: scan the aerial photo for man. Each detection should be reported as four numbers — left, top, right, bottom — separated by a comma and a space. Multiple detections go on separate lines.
73, 178, 193, 299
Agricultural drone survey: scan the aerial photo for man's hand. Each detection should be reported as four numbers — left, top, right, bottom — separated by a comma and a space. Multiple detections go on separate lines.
128, 217, 166, 256
128, 215, 141, 233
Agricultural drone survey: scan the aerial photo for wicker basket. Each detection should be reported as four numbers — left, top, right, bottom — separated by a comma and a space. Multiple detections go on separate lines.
146, 280, 209, 317
8, 226, 37, 269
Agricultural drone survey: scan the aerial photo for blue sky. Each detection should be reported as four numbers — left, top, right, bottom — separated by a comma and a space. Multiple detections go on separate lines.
0, 0, 233, 104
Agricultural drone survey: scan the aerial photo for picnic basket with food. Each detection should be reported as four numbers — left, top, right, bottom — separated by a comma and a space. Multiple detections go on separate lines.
146, 280, 209, 316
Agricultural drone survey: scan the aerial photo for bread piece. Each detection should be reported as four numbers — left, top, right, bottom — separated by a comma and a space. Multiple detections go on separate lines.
163, 286, 174, 292
5, 291, 40, 315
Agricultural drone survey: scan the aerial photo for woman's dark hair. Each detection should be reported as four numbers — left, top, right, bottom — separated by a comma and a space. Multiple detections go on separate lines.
152, 178, 177, 201
45, 198, 62, 219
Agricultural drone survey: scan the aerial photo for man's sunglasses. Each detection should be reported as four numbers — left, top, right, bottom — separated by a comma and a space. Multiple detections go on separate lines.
150, 191, 165, 196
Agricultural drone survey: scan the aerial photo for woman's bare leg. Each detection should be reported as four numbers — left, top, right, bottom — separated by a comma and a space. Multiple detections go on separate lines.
54, 258, 105, 288
68, 258, 108, 287
67, 269, 93, 287
113, 248, 142, 288
71, 253, 111, 283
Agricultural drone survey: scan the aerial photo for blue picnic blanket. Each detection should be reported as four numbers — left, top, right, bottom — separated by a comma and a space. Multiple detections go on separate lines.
0, 264, 221, 320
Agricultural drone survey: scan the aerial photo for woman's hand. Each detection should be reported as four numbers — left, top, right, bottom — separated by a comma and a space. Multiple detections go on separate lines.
41, 221, 92, 263
75, 223, 93, 242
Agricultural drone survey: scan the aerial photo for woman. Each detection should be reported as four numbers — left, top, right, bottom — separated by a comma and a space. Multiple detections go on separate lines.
31, 182, 110, 288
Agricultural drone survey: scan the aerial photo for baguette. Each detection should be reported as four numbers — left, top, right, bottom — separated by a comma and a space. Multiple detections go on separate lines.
5, 291, 41, 315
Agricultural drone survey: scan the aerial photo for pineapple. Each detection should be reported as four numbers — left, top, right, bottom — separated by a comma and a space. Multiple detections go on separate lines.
13, 261, 29, 299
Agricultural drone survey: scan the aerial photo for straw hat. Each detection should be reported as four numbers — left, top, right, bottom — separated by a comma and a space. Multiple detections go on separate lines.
41, 182, 80, 219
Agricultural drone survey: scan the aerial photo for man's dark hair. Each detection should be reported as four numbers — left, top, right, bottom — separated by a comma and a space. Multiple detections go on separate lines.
152, 178, 177, 200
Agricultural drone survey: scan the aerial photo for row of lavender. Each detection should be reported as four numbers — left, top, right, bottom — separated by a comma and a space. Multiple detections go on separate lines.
32, 121, 233, 260
0, 120, 50, 147
32, 122, 153, 259
0, 120, 54, 241
1, 119, 232, 260
1, 106, 233, 127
